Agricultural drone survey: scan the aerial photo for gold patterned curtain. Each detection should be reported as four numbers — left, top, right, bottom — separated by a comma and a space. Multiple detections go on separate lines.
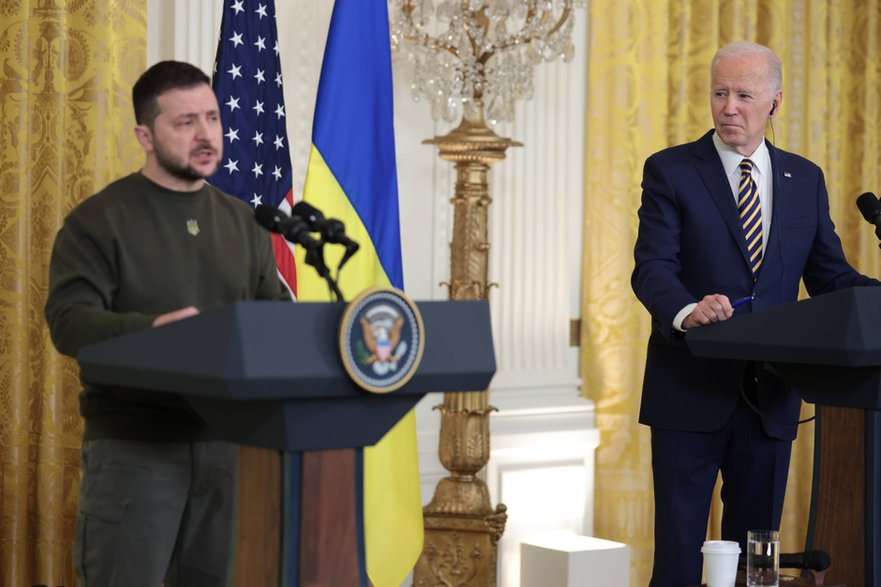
580, 1, 881, 585
0, 1, 145, 585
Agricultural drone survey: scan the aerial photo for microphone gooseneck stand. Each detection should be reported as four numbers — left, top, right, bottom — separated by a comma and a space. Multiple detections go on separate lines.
303, 241, 345, 302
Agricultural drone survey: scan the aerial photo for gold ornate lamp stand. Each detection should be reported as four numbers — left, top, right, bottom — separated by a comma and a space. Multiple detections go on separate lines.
389, 3, 581, 582
412, 109, 519, 587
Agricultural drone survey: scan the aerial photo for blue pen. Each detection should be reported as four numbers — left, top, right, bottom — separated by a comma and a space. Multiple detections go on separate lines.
731, 295, 754, 308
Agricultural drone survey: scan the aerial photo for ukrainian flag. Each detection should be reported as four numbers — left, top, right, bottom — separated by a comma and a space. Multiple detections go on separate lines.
295, 1, 422, 586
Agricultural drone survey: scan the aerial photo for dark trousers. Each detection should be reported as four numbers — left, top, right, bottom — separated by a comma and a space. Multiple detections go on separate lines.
648, 396, 793, 587
73, 439, 238, 587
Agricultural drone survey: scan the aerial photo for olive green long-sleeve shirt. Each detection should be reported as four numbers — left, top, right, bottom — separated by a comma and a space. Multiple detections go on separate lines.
45, 172, 288, 441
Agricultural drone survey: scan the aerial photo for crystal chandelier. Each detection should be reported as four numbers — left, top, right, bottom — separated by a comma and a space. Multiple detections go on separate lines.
389, 0, 581, 125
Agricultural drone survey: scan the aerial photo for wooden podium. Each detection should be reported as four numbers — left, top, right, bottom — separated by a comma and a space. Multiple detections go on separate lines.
77, 300, 496, 586
687, 287, 881, 587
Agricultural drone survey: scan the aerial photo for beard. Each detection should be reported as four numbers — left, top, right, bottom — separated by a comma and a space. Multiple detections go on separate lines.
153, 139, 217, 182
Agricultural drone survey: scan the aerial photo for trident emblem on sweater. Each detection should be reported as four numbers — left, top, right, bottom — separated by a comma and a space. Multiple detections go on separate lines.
187, 219, 200, 236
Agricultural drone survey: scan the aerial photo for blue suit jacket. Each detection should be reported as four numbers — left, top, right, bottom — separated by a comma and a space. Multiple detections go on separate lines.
632, 130, 878, 440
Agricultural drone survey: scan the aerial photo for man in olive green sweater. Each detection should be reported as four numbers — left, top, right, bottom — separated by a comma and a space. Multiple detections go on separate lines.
44, 61, 288, 587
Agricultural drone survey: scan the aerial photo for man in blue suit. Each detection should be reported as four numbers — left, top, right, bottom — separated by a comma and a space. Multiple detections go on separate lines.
631, 41, 879, 587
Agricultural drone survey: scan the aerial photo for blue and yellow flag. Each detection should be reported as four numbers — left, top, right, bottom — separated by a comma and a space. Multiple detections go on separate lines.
296, 1, 422, 586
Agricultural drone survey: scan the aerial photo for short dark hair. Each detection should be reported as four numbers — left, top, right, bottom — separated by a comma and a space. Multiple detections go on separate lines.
132, 61, 212, 127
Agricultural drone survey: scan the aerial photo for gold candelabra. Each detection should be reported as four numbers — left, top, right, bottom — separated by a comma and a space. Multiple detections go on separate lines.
389, 2, 581, 584
412, 109, 517, 587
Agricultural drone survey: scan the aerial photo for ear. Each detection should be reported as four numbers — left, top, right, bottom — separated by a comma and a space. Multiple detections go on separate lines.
769, 90, 783, 118
134, 124, 153, 151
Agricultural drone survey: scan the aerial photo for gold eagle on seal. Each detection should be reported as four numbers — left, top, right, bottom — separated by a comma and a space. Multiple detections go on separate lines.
359, 303, 406, 375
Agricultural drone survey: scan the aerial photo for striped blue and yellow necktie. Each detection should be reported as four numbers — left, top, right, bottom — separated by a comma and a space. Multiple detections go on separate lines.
738, 158, 763, 276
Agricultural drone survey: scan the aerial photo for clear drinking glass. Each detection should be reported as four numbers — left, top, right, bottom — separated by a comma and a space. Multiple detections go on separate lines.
746, 530, 780, 587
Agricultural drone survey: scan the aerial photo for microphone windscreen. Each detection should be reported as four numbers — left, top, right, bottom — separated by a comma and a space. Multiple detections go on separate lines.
292, 201, 325, 230
254, 204, 283, 232
856, 192, 880, 222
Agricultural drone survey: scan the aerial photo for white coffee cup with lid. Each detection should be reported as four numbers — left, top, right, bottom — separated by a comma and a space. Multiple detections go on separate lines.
702, 540, 741, 587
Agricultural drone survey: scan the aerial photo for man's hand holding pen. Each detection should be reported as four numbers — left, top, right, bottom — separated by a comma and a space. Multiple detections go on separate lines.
683, 294, 753, 330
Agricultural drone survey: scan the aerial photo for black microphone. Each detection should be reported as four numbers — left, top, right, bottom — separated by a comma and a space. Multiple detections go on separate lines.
253, 204, 320, 249
857, 192, 881, 246
736, 550, 831, 572
292, 201, 353, 244
291, 200, 328, 232
857, 192, 881, 226
292, 201, 360, 266
780, 550, 832, 571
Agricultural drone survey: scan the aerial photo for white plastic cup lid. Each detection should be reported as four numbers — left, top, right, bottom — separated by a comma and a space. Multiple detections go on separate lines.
701, 540, 741, 554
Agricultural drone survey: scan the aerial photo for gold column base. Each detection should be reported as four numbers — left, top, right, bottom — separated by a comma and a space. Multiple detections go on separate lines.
414, 390, 508, 586
414, 502, 508, 587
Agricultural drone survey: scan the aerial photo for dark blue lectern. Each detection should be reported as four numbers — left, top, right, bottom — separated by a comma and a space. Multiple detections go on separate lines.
77, 300, 496, 587
687, 287, 881, 587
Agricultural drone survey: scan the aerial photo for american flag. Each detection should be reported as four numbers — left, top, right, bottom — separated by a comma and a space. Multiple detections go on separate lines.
210, 0, 297, 295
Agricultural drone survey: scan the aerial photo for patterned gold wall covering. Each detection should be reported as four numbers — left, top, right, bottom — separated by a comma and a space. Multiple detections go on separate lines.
581, 1, 881, 585
4, 1, 881, 585
0, 1, 144, 585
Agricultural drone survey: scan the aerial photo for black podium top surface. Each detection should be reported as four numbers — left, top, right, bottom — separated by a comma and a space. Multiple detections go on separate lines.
686, 287, 881, 367
77, 300, 496, 401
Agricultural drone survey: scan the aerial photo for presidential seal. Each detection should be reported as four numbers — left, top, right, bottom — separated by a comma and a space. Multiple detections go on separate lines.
339, 286, 424, 393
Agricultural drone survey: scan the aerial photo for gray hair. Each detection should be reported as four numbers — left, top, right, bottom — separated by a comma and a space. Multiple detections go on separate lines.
711, 41, 782, 96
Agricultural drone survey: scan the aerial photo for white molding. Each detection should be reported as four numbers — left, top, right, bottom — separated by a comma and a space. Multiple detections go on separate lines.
146, 0, 222, 72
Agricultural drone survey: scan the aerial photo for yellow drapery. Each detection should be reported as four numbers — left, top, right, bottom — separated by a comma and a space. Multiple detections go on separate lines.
0, 1, 145, 585
581, 1, 881, 584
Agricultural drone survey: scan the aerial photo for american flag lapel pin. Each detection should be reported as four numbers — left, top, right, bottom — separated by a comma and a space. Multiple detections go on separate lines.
784, 171, 792, 178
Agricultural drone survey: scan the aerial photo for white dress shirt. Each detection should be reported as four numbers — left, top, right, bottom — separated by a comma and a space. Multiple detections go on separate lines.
672, 134, 774, 331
